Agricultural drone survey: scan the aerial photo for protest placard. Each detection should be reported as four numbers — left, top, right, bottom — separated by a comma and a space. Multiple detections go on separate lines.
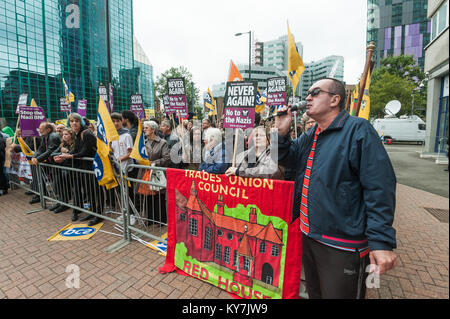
15, 94, 28, 114
167, 78, 188, 114
223, 81, 257, 130
130, 94, 145, 120
77, 99, 87, 117
266, 77, 287, 107
19, 106, 46, 137
60, 97, 72, 113
98, 84, 110, 112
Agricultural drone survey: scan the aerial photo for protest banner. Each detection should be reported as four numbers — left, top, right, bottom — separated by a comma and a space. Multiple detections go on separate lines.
223, 81, 257, 130
160, 168, 302, 299
60, 97, 72, 113
77, 99, 87, 117
167, 78, 188, 115
266, 77, 287, 107
19, 106, 47, 137
130, 94, 145, 120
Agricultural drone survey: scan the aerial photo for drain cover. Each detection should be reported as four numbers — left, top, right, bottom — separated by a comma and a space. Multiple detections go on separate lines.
423, 207, 449, 223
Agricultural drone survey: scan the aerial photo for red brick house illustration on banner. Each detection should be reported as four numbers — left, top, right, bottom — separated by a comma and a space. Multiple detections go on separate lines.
175, 181, 284, 288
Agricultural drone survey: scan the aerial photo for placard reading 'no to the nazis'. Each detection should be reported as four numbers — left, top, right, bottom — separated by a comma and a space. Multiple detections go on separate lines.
130, 94, 145, 120
266, 76, 287, 107
167, 78, 188, 113
223, 81, 257, 129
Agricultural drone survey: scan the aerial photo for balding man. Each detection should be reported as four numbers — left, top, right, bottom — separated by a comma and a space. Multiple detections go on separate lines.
276, 78, 397, 299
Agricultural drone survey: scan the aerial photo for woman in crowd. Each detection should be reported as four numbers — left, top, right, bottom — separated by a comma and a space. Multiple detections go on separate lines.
52, 128, 76, 213
57, 113, 102, 225
139, 120, 170, 225
225, 126, 283, 180
183, 125, 203, 171
199, 127, 229, 174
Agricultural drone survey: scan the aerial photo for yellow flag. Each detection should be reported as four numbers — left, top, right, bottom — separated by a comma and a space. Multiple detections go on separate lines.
93, 97, 119, 190
17, 137, 34, 164
30, 98, 38, 107
349, 83, 359, 116
129, 120, 150, 166
287, 23, 305, 95
358, 69, 371, 120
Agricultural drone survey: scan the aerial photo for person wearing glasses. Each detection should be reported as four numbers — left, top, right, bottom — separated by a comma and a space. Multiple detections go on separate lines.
275, 78, 397, 299
301, 114, 316, 133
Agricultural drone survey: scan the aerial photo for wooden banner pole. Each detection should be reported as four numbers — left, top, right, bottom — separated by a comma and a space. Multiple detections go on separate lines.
354, 41, 376, 117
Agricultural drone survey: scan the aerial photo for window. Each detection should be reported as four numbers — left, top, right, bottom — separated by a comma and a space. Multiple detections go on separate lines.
224, 247, 231, 264
217, 229, 223, 237
259, 241, 266, 253
271, 245, 279, 257
226, 233, 233, 240
242, 256, 250, 271
418, 124, 426, 130
431, 0, 449, 41
189, 218, 197, 236
180, 213, 186, 221
215, 244, 222, 261
233, 250, 238, 267
204, 227, 212, 250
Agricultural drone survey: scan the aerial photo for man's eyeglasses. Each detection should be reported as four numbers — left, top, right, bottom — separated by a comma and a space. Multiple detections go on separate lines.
307, 87, 338, 97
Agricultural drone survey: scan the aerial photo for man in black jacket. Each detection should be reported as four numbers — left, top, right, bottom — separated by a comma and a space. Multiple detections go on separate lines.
29, 122, 61, 204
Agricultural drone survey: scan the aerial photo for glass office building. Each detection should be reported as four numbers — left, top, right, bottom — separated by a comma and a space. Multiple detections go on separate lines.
367, 0, 431, 69
134, 35, 154, 109
300, 56, 345, 99
0, 0, 154, 127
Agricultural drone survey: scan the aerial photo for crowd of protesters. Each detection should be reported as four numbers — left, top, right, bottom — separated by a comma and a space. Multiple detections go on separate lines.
0, 109, 315, 227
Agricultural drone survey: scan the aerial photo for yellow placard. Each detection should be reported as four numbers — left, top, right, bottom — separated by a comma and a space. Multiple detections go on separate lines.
48, 222, 104, 241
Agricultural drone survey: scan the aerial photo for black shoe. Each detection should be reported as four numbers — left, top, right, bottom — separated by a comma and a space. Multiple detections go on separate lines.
49, 204, 60, 211
29, 196, 40, 204
71, 211, 79, 222
79, 214, 94, 222
88, 217, 103, 226
54, 205, 68, 214
25, 191, 34, 196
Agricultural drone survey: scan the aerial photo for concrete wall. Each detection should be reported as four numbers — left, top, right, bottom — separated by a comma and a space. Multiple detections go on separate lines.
424, 29, 449, 73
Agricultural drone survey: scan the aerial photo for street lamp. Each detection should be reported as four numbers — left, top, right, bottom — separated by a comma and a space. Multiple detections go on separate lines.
235, 31, 252, 80
411, 81, 425, 116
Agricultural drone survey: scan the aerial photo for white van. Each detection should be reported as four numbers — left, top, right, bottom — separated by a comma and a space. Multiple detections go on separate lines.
372, 115, 426, 143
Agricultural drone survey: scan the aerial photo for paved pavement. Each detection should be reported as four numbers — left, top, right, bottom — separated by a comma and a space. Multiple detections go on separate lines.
0, 181, 448, 300
385, 144, 449, 198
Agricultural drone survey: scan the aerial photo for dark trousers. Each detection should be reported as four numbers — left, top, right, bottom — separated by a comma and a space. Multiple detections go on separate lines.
72, 171, 104, 216
302, 235, 370, 299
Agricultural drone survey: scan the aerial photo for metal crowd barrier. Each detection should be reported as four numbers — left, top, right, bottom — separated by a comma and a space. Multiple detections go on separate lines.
7, 157, 169, 252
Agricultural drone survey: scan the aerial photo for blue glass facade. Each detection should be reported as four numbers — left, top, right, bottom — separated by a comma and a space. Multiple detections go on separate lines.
367, 0, 431, 69
0, 0, 154, 127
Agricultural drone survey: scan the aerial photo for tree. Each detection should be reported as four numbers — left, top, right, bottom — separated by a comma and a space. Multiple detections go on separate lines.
370, 55, 427, 119
154, 66, 200, 113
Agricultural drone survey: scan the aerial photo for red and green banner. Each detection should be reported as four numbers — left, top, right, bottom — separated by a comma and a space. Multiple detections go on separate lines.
160, 168, 302, 299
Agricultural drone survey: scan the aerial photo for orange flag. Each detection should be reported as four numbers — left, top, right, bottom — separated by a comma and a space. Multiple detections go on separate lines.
228, 60, 243, 82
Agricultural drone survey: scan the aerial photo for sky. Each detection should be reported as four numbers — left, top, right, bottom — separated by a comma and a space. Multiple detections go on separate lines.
133, 0, 368, 98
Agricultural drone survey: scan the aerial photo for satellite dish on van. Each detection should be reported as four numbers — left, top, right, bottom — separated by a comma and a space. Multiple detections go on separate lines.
384, 100, 401, 116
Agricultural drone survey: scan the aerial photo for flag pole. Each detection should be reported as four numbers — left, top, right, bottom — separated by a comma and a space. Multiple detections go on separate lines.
354, 41, 376, 117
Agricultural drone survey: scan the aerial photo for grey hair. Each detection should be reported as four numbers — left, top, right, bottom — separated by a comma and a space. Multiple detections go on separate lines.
143, 120, 159, 131
204, 127, 222, 146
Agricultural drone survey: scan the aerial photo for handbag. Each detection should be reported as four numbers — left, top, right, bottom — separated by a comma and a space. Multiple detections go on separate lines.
137, 169, 166, 195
